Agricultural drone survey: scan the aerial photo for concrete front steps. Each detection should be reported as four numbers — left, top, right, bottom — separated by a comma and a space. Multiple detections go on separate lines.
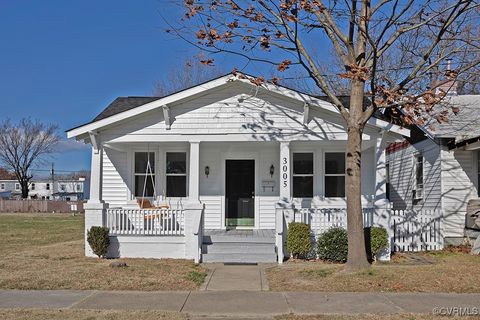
201, 230, 277, 263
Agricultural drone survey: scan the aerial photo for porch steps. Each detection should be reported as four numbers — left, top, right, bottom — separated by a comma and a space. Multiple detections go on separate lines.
201, 230, 277, 263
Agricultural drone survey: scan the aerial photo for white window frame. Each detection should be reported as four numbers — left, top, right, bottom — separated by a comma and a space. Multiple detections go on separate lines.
31, 183, 35, 190
413, 153, 424, 200
324, 152, 346, 198
46, 183, 50, 190
133, 151, 157, 198
165, 151, 188, 198
292, 152, 315, 198
15, 183, 20, 191
60, 184, 66, 191
76, 184, 81, 192
0, 183, 4, 190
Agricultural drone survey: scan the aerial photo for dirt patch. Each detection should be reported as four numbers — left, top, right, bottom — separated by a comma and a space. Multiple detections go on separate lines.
267, 249, 480, 293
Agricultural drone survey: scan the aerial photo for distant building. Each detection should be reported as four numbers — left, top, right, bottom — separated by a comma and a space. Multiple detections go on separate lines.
0, 177, 87, 201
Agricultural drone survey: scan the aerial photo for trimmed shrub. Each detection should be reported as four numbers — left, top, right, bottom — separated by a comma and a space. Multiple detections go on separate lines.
317, 227, 348, 262
287, 222, 312, 259
87, 226, 110, 258
365, 227, 389, 261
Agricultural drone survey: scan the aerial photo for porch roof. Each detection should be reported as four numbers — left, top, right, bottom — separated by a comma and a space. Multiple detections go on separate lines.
66, 73, 409, 140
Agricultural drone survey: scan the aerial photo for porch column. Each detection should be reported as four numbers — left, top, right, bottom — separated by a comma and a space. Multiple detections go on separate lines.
84, 145, 108, 257
279, 141, 291, 202
185, 141, 203, 262
374, 133, 388, 203
374, 132, 391, 261
89, 146, 103, 203
188, 141, 200, 202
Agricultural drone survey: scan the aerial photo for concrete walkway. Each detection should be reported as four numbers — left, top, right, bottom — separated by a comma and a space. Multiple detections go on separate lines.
1, 290, 480, 317
201, 263, 271, 291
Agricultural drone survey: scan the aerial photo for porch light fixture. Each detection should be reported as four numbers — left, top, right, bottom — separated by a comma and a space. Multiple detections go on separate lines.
205, 166, 210, 178
269, 164, 275, 177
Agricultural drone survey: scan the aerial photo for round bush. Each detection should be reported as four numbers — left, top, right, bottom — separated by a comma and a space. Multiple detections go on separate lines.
365, 226, 389, 260
317, 227, 348, 262
287, 222, 312, 259
87, 226, 110, 258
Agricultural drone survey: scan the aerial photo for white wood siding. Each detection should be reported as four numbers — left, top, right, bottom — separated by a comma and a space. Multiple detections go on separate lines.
387, 139, 442, 211
441, 149, 477, 238
100, 82, 379, 143
102, 149, 129, 207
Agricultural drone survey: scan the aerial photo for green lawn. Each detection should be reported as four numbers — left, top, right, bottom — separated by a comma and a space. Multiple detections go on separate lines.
0, 213, 207, 290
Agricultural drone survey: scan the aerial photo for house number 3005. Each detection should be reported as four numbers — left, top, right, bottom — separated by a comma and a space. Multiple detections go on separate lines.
282, 157, 288, 187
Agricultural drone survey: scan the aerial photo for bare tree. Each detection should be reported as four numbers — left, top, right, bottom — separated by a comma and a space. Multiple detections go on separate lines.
170, 0, 480, 271
0, 119, 60, 198
153, 53, 225, 96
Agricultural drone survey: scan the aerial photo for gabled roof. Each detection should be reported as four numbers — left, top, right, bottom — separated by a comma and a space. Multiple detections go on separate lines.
424, 95, 480, 142
67, 73, 409, 139
94, 97, 159, 122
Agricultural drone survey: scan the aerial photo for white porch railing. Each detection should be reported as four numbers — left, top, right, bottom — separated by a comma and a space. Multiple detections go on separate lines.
106, 208, 185, 236
293, 207, 374, 238
391, 209, 443, 251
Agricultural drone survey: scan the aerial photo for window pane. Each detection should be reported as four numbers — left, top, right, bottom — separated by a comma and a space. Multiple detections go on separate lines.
325, 153, 345, 174
293, 176, 313, 197
135, 175, 155, 197
167, 152, 186, 174
167, 176, 186, 197
416, 156, 423, 187
325, 176, 345, 197
293, 153, 313, 174
135, 152, 155, 174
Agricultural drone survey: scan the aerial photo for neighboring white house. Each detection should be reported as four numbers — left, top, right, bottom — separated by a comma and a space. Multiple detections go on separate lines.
0, 178, 87, 201
67, 73, 410, 263
386, 93, 480, 245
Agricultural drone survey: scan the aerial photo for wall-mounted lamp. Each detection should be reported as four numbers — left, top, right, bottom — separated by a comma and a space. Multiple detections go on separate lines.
269, 164, 275, 178
204, 166, 210, 178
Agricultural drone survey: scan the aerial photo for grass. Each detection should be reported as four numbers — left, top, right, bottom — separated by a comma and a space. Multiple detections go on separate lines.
0, 309, 186, 320
0, 213, 207, 290
275, 315, 480, 320
267, 248, 480, 293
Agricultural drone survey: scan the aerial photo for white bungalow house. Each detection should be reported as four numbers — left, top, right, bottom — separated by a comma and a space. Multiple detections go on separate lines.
386, 93, 480, 245
67, 73, 409, 263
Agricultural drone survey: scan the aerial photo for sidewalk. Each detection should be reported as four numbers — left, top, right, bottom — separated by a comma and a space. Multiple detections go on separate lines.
1, 290, 479, 317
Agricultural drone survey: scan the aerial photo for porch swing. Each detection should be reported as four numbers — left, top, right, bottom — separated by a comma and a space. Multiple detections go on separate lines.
135, 148, 169, 220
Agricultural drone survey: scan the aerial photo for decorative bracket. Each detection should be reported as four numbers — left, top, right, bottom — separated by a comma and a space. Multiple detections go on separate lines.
303, 103, 310, 125
88, 131, 100, 154
162, 104, 171, 130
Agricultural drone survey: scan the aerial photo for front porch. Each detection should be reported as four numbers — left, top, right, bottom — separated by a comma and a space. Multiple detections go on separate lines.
85, 137, 392, 263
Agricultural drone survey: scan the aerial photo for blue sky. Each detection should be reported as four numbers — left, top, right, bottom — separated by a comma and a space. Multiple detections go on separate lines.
0, 1, 216, 173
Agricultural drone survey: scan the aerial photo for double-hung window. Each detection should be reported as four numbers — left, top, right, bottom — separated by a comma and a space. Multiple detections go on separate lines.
324, 152, 345, 197
166, 152, 187, 197
134, 152, 155, 197
292, 153, 314, 198
15, 183, 20, 191
31, 183, 35, 190
414, 154, 424, 200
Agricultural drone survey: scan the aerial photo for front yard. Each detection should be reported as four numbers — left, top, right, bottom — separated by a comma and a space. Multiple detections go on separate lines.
267, 247, 480, 293
0, 213, 206, 290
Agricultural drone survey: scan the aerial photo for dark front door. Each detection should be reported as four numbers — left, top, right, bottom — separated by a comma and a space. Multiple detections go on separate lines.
225, 160, 255, 227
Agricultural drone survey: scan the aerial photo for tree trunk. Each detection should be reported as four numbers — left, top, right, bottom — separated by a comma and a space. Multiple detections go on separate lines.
20, 180, 29, 199
345, 80, 370, 272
